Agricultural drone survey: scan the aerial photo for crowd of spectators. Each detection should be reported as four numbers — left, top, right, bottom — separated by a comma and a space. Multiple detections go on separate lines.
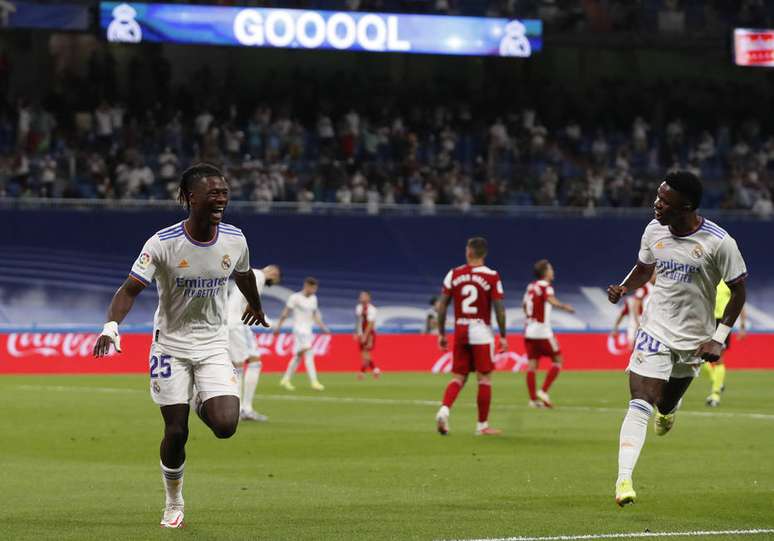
2, 90, 772, 215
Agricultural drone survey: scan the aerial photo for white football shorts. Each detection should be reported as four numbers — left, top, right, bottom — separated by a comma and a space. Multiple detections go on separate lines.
228, 325, 260, 366
148, 344, 240, 406
293, 332, 314, 354
627, 329, 702, 381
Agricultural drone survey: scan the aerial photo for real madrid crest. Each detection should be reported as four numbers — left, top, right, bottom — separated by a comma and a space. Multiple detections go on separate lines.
222, 254, 232, 270
691, 244, 704, 260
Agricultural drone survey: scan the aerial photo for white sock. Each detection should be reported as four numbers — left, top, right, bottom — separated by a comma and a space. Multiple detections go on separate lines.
243, 361, 261, 412
304, 350, 318, 383
160, 461, 185, 506
476, 421, 488, 431
283, 354, 301, 381
617, 399, 653, 483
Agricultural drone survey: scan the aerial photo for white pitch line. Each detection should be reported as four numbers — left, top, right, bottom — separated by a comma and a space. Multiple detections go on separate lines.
445, 528, 774, 541
11, 385, 774, 421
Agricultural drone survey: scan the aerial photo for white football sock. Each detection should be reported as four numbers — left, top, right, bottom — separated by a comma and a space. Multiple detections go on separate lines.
242, 361, 261, 412
304, 350, 318, 383
617, 399, 653, 483
283, 354, 301, 381
160, 461, 184, 506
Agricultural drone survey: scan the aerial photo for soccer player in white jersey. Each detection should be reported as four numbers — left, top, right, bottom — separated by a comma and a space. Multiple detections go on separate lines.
226, 264, 281, 421
607, 171, 747, 507
93, 164, 268, 528
275, 277, 330, 391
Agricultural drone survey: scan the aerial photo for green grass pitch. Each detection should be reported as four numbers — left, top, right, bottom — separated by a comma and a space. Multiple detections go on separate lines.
1, 371, 772, 541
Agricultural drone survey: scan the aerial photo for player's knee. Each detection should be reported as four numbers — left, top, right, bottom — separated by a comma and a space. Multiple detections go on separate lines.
211, 418, 238, 439
164, 423, 189, 445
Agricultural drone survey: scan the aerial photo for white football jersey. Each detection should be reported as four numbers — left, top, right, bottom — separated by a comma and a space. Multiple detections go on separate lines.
355, 302, 377, 336
130, 221, 250, 357
226, 269, 266, 328
637, 218, 747, 351
285, 292, 319, 335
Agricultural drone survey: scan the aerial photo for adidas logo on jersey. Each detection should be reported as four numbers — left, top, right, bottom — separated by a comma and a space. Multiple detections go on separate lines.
177, 259, 189, 268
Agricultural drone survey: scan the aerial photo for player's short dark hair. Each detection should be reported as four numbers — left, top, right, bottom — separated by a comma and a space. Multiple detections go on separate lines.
664, 171, 703, 211
304, 277, 318, 286
534, 259, 551, 279
177, 162, 226, 209
467, 237, 488, 258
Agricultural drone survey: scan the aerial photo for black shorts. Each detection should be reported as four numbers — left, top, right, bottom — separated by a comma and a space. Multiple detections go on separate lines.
715, 318, 731, 350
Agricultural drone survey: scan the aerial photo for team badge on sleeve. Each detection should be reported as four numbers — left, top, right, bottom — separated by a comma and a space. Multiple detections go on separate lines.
221, 255, 232, 271
138, 252, 151, 269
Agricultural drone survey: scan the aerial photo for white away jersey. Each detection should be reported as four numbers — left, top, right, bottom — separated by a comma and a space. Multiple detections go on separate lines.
130, 221, 250, 356
636, 218, 747, 350
355, 303, 377, 336
226, 269, 266, 328
285, 292, 319, 335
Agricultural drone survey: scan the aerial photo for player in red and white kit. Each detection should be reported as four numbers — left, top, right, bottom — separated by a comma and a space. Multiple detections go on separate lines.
435, 237, 508, 436
354, 291, 381, 379
610, 276, 654, 346
523, 259, 575, 408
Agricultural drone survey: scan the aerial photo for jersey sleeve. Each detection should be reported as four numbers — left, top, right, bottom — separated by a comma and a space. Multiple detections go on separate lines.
545, 284, 555, 297
716, 235, 748, 284
129, 235, 162, 286
637, 226, 656, 265
441, 269, 453, 296
367, 305, 377, 322
235, 238, 250, 274
492, 274, 504, 300
285, 294, 296, 310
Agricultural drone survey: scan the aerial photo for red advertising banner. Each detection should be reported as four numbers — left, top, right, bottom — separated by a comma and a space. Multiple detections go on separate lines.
1, 332, 772, 374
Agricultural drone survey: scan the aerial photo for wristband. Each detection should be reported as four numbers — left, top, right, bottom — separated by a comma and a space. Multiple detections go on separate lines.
712, 323, 732, 344
102, 321, 119, 335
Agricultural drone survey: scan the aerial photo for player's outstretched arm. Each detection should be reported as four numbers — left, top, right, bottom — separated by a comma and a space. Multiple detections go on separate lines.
234, 269, 268, 327
93, 277, 146, 357
548, 295, 574, 313
697, 279, 747, 361
314, 311, 331, 334
610, 311, 625, 336
493, 299, 508, 352
273, 307, 290, 335
436, 294, 451, 350
607, 261, 655, 304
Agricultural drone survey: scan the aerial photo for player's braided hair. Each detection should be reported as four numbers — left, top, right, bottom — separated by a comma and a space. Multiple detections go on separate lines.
177, 162, 226, 210
664, 170, 703, 211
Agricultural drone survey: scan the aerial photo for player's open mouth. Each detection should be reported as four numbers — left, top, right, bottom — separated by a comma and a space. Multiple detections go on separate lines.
211, 207, 225, 220
654, 210, 663, 220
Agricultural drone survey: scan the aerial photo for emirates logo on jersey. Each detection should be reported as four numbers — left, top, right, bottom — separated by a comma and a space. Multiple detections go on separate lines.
221, 254, 231, 271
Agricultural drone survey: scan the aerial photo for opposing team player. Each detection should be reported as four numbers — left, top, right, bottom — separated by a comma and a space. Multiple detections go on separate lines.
226, 264, 281, 421
435, 237, 507, 436
703, 282, 747, 407
607, 171, 746, 507
522, 260, 575, 408
275, 277, 330, 391
610, 275, 654, 346
354, 291, 381, 379
93, 163, 268, 528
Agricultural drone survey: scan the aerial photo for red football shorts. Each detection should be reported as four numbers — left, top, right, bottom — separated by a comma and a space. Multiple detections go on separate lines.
359, 333, 375, 352
452, 340, 494, 375
524, 337, 561, 359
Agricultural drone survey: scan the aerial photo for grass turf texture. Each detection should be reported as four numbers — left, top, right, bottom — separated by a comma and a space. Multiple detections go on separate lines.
1, 371, 772, 541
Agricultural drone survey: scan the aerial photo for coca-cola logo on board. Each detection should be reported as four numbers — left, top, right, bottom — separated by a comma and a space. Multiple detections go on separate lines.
6, 333, 107, 358
254, 333, 331, 357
